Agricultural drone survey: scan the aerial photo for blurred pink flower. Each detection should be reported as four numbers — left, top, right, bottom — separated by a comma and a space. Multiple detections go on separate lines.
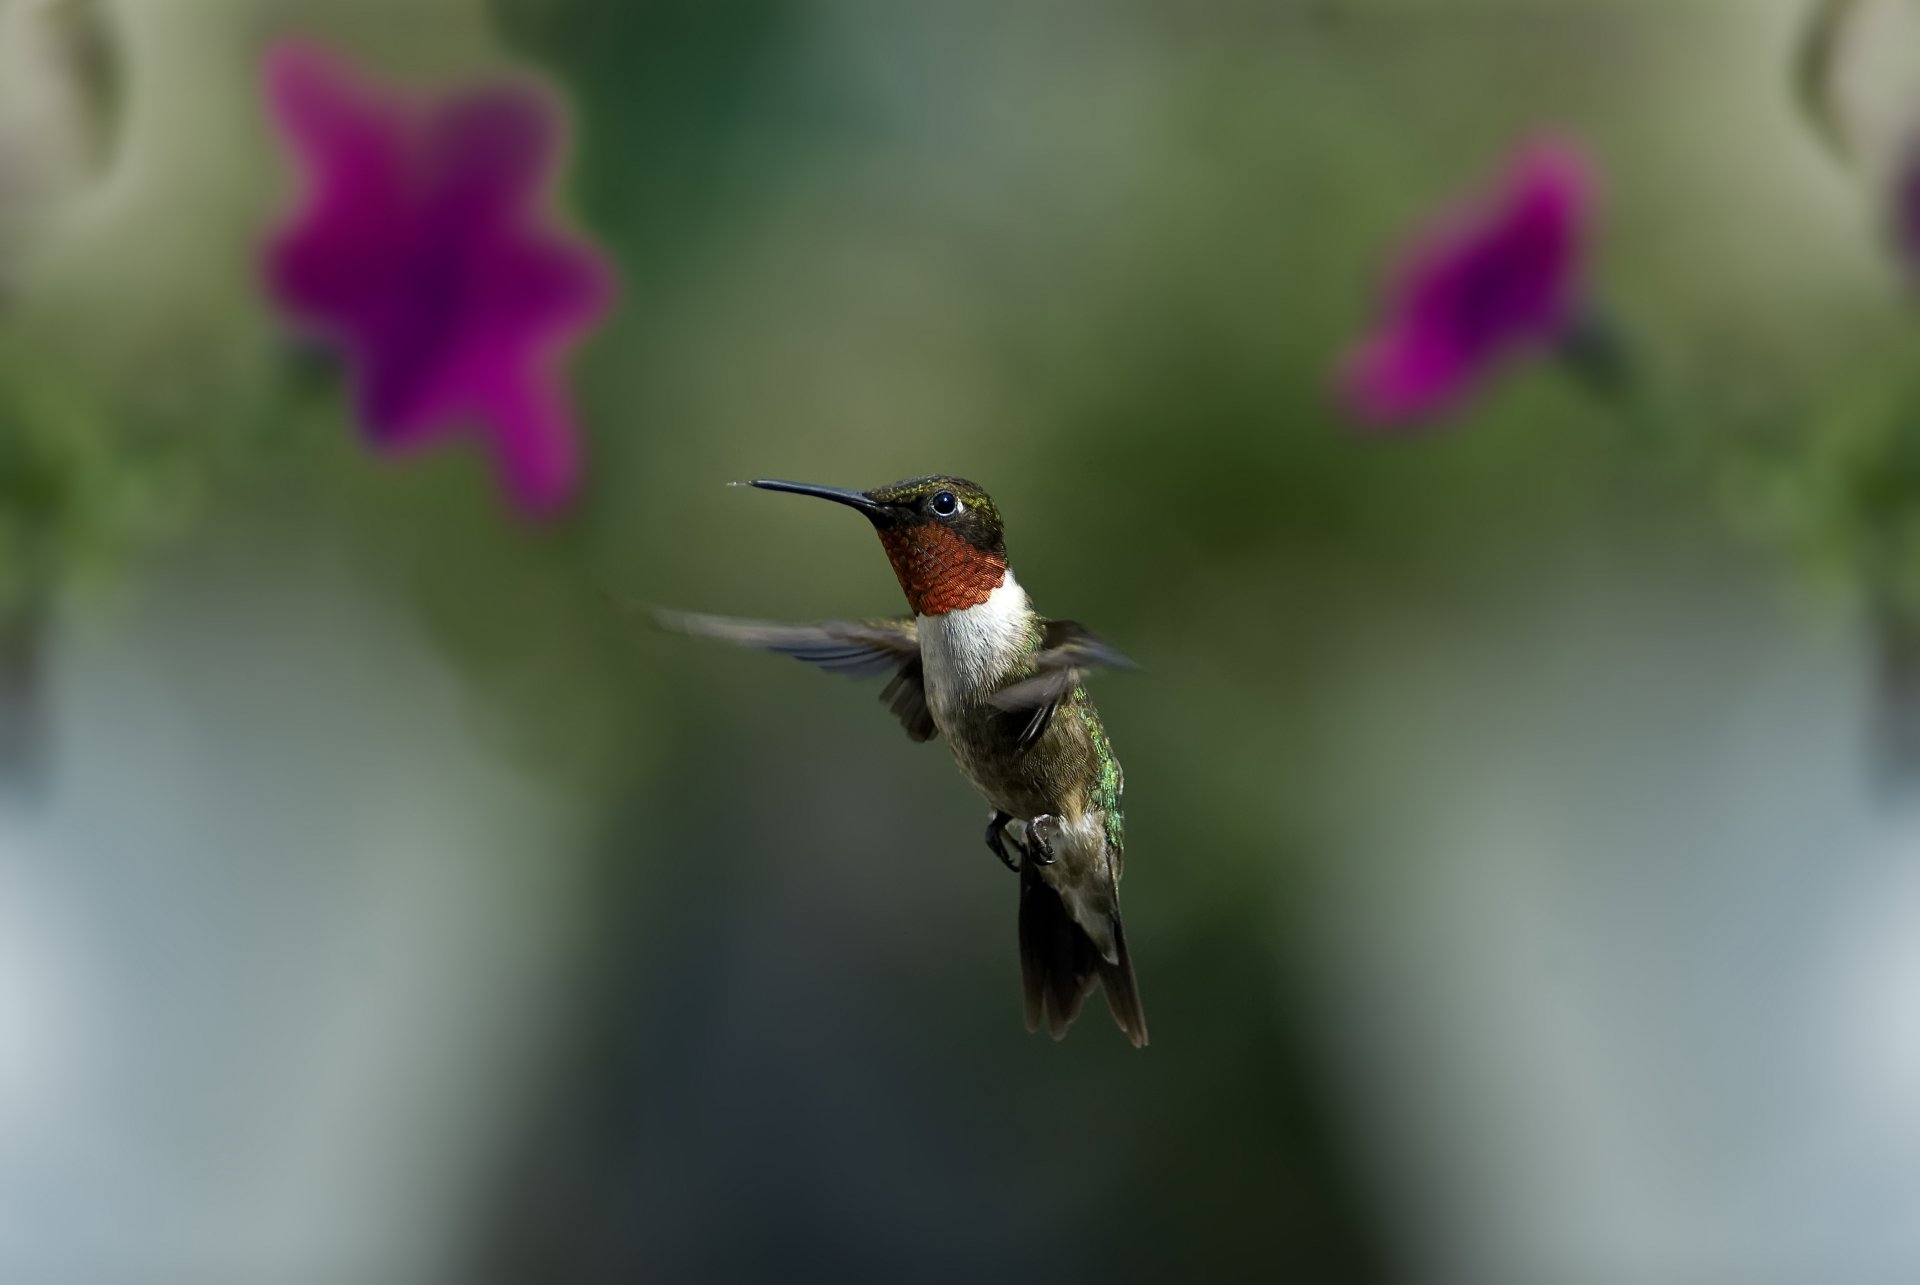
1340, 139, 1594, 427
1898, 139, 1920, 278
262, 41, 614, 517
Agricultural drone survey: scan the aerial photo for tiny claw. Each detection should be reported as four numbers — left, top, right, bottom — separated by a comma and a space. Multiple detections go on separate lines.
1026, 814, 1059, 865
984, 811, 1025, 873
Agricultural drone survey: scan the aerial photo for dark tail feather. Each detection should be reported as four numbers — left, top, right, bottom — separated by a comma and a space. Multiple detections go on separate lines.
1100, 917, 1148, 1048
1017, 863, 1149, 1048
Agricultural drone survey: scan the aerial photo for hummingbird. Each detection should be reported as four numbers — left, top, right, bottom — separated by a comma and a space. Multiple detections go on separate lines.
660, 476, 1148, 1047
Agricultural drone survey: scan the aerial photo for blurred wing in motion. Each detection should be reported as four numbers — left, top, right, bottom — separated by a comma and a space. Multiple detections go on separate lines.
655, 610, 936, 742
989, 619, 1138, 751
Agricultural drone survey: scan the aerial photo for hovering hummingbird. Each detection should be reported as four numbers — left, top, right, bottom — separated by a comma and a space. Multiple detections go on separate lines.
660, 476, 1148, 1047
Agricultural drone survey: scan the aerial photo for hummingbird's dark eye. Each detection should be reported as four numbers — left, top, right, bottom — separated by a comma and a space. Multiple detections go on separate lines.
931, 490, 960, 517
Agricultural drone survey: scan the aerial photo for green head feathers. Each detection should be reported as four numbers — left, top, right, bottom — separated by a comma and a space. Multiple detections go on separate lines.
862, 475, 1006, 557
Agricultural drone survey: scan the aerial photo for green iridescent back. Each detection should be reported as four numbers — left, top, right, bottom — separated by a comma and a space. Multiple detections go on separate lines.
1073, 688, 1125, 858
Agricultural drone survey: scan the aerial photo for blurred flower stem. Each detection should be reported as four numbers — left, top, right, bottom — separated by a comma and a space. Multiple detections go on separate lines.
1553, 305, 1668, 441
0, 601, 44, 793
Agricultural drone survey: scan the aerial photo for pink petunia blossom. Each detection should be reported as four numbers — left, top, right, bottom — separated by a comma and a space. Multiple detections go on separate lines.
262, 41, 614, 517
1340, 139, 1595, 427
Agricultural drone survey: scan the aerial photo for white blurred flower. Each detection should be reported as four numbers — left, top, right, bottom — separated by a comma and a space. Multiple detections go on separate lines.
0, 830, 93, 1143
1820, 820, 1920, 1146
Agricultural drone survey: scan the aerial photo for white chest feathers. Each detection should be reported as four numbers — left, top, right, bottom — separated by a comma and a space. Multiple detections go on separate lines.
918, 571, 1032, 721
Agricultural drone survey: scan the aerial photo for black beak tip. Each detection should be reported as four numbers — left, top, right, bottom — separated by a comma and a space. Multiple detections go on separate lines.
730, 479, 806, 494
735, 478, 887, 516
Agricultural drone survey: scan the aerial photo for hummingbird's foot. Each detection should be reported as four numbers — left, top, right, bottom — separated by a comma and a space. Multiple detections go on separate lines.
984, 811, 1025, 873
1025, 814, 1059, 865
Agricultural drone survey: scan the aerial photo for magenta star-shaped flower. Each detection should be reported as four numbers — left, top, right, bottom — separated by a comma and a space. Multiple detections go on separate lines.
262, 41, 614, 517
1339, 138, 1594, 427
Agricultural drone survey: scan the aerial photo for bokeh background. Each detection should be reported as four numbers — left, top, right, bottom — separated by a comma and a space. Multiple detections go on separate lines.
5, 0, 1920, 1280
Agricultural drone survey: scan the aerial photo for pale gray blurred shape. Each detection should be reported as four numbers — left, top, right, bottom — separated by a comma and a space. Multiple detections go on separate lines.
0, 0, 114, 285
1309, 538, 1920, 1284
0, 535, 588, 1282
1815, 0, 1920, 184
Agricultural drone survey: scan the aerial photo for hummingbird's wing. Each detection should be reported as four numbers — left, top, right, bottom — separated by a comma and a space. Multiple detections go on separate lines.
988, 620, 1138, 751
654, 610, 936, 742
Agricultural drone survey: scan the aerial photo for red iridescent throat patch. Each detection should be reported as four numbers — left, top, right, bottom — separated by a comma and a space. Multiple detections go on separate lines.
876, 524, 1007, 615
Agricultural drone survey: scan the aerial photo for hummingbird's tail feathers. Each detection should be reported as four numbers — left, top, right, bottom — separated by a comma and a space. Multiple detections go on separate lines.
1017, 863, 1149, 1048
1019, 860, 1098, 1038
1100, 916, 1149, 1049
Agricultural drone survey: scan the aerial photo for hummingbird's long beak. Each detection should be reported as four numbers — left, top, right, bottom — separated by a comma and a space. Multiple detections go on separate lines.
742, 478, 895, 521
